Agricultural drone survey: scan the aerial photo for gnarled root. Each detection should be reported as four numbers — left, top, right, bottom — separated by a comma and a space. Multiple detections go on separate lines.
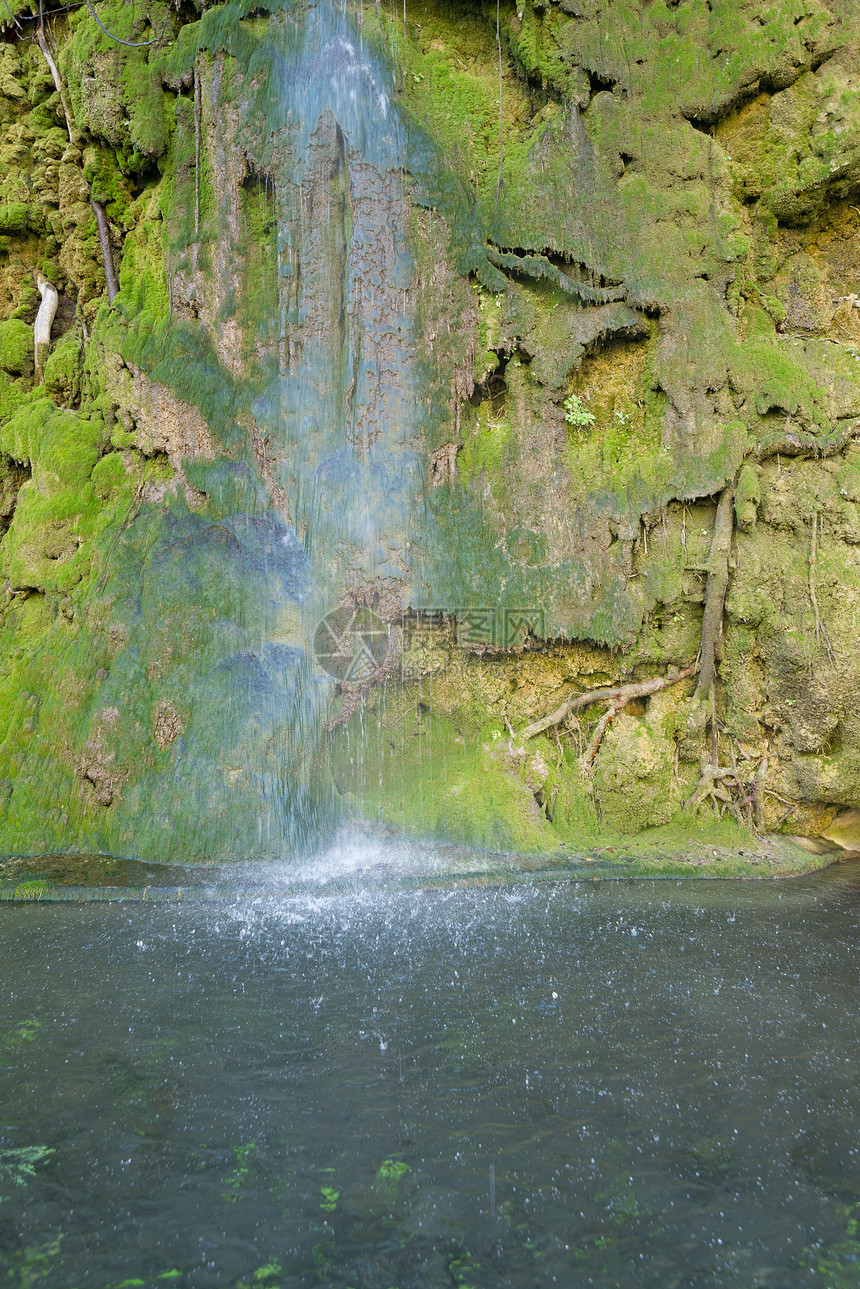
684, 749, 768, 831
519, 663, 699, 770
33, 271, 58, 384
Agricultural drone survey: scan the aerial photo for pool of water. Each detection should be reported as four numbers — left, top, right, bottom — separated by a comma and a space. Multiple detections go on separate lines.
2, 862, 860, 1287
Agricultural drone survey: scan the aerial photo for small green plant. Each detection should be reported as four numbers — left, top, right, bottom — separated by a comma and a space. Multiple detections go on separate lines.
563, 394, 595, 427
801, 1203, 860, 1287
221, 1142, 257, 1203
6, 1234, 63, 1287
0, 1145, 55, 1198
319, 1185, 339, 1212
377, 1159, 410, 1182
12, 881, 47, 901
448, 1250, 479, 1287
236, 1263, 282, 1289
3, 1019, 41, 1050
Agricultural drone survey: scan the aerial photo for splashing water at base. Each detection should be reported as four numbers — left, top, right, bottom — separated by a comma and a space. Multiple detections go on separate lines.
2, 864, 860, 1286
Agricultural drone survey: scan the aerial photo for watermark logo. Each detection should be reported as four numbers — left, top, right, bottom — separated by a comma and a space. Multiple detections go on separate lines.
455, 607, 545, 649
314, 606, 546, 681
313, 606, 398, 682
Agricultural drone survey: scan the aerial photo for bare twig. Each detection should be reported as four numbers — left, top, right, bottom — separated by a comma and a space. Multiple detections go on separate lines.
83, 0, 168, 48
2, 0, 22, 31
764, 787, 799, 807
519, 662, 698, 742
773, 803, 799, 829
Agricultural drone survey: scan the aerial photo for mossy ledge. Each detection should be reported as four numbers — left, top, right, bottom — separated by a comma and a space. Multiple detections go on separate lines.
0, 0, 858, 871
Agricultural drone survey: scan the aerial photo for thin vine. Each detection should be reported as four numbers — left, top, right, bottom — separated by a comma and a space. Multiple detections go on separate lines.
2, 0, 22, 30
83, 0, 168, 48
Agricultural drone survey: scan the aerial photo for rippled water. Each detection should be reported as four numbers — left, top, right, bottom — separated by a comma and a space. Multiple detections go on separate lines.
2, 863, 860, 1287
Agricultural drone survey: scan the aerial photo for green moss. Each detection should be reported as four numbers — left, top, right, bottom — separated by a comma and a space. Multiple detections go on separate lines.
457, 400, 511, 488
44, 332, 83, 407
62, 0, 172, 164
364, 0, 543, 203
0, 319, 32, 377
0, 202, 27, 235
1, 0, 858, 866
114, 183, 169, 322
83, 146, 135, 222
330, 700, 558, 853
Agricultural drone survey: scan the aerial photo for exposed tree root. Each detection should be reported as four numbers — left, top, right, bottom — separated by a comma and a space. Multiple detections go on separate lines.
519, 662, 699, 749
579, 696, 628, 770
683, 749, 768, 831
691, 477, 736, 710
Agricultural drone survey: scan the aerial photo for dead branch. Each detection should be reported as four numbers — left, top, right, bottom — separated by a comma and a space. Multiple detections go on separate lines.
35, 25, 75, 142
519, 661, 699, 742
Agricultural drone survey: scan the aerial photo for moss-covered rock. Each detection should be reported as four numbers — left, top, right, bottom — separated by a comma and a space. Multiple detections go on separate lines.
0, 318, 32, 376
0, 202, 27, 235
43, 331, 83, 407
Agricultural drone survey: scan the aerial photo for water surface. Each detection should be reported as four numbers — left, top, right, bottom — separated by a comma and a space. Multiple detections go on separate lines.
2, 862, 859, 1286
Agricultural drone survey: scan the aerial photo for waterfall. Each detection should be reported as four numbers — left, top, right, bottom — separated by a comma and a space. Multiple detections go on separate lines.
121, 0, 427, 861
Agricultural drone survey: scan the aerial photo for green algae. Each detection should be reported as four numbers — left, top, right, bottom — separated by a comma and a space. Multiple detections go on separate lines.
330, 702, 557, 854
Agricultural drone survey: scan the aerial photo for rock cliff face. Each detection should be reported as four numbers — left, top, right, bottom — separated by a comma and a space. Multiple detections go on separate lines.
1, 0, 860, 862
